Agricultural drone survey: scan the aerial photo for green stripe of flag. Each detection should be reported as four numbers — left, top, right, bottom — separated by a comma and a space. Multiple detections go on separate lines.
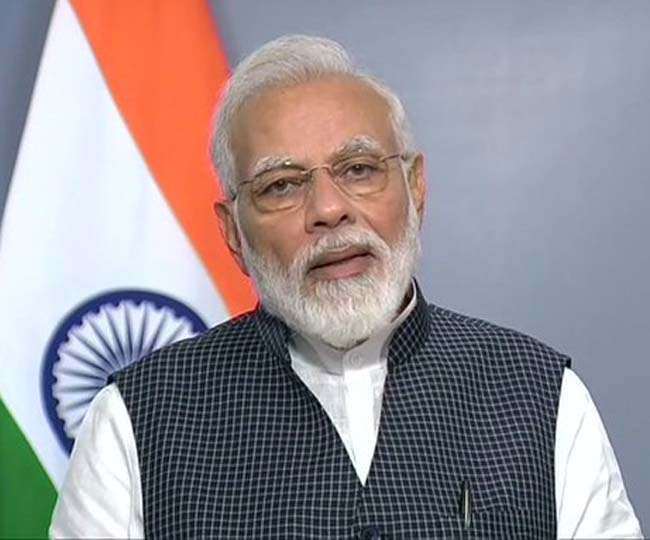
0, 397, 57, 539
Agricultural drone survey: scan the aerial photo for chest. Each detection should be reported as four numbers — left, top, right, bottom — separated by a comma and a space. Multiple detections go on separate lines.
135, 354, 558, 538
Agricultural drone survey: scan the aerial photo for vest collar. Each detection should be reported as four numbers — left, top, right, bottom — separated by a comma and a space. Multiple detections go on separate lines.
386, 280, 431, 368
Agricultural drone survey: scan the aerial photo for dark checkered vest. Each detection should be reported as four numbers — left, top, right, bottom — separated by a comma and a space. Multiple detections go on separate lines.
115, 287, 569, 539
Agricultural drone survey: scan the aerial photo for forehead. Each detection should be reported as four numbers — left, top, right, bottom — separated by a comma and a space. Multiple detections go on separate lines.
231, 76, 397, 173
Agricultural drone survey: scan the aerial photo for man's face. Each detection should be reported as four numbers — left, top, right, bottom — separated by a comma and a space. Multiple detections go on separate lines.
227, 76, 424, 281
217, 76, 425, 347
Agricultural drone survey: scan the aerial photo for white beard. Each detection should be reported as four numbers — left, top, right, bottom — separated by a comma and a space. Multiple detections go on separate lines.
238, 200, 421, 349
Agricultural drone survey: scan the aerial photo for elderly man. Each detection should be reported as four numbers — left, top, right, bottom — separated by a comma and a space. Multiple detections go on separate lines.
51, 35, 641, 538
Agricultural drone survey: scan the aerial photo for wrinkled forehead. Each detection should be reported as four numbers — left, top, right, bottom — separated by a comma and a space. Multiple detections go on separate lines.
230, 76, 399, 178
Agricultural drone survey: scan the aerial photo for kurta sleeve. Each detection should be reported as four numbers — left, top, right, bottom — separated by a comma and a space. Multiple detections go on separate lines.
49, 383, 143, 539
555, 368, 642, 538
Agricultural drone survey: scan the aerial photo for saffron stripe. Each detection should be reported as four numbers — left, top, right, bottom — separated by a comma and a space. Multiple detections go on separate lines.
70, 0, 257, 315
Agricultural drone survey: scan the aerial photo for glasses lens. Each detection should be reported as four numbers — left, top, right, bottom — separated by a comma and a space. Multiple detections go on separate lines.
243, 154, 398, 212
251, 169, 307, 212
333, 155, 390, 196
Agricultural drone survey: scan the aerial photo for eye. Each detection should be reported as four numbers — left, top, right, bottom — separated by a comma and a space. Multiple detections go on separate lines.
258, 177, 302, 198
340, 160, 380, 182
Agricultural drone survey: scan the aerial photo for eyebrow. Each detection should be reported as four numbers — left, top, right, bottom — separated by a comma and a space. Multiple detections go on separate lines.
250, 155, 296, 178
330, 135, 385, 160
249, 135, 387, 178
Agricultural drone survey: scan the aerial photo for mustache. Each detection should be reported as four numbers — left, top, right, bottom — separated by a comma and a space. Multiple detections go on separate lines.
290, 227, 390, 277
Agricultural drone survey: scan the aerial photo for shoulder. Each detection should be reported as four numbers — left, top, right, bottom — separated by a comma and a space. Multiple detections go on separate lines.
113, 308, 261, 383
557, 368, 593, 445
425, 303, 571, 368
72, 383, 129, 442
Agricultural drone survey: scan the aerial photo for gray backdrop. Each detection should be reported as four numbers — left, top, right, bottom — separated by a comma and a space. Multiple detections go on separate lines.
1, 0, 647, 529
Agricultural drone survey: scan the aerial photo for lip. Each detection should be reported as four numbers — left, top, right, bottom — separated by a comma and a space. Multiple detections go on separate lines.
309, 246, 371, 269
307, 246, 374, 280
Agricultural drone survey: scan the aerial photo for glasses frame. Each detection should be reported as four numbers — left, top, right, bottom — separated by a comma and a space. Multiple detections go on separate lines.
231, 152, 407, 213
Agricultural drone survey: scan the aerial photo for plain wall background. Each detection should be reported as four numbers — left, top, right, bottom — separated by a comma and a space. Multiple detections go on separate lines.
1, 0, 648, 529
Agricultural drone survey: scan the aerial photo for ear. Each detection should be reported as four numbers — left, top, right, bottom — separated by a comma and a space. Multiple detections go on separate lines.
407, 153, 426, 225
214, 200, 249, 276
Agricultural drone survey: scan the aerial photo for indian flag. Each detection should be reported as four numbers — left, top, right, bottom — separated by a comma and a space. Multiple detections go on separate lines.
0, 1, 255, 536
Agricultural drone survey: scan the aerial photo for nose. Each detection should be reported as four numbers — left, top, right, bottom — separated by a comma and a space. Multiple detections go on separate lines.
303, 167, 355, 233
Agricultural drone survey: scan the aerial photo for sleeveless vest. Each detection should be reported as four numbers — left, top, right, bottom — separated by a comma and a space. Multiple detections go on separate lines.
115, 287, 569, 538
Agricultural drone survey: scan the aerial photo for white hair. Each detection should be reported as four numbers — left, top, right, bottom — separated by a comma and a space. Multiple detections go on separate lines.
211, 34, 416, 198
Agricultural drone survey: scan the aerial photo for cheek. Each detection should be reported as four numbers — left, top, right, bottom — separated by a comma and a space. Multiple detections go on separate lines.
363, 190, 412, 244
238, 210, 307, 267
375, 210, 408, 244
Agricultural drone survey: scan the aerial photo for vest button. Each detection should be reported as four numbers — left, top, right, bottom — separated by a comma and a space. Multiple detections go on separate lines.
360, 525, 381, 539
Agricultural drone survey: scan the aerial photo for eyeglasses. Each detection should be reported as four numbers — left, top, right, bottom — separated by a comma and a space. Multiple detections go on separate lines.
232, 152, 406, 213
